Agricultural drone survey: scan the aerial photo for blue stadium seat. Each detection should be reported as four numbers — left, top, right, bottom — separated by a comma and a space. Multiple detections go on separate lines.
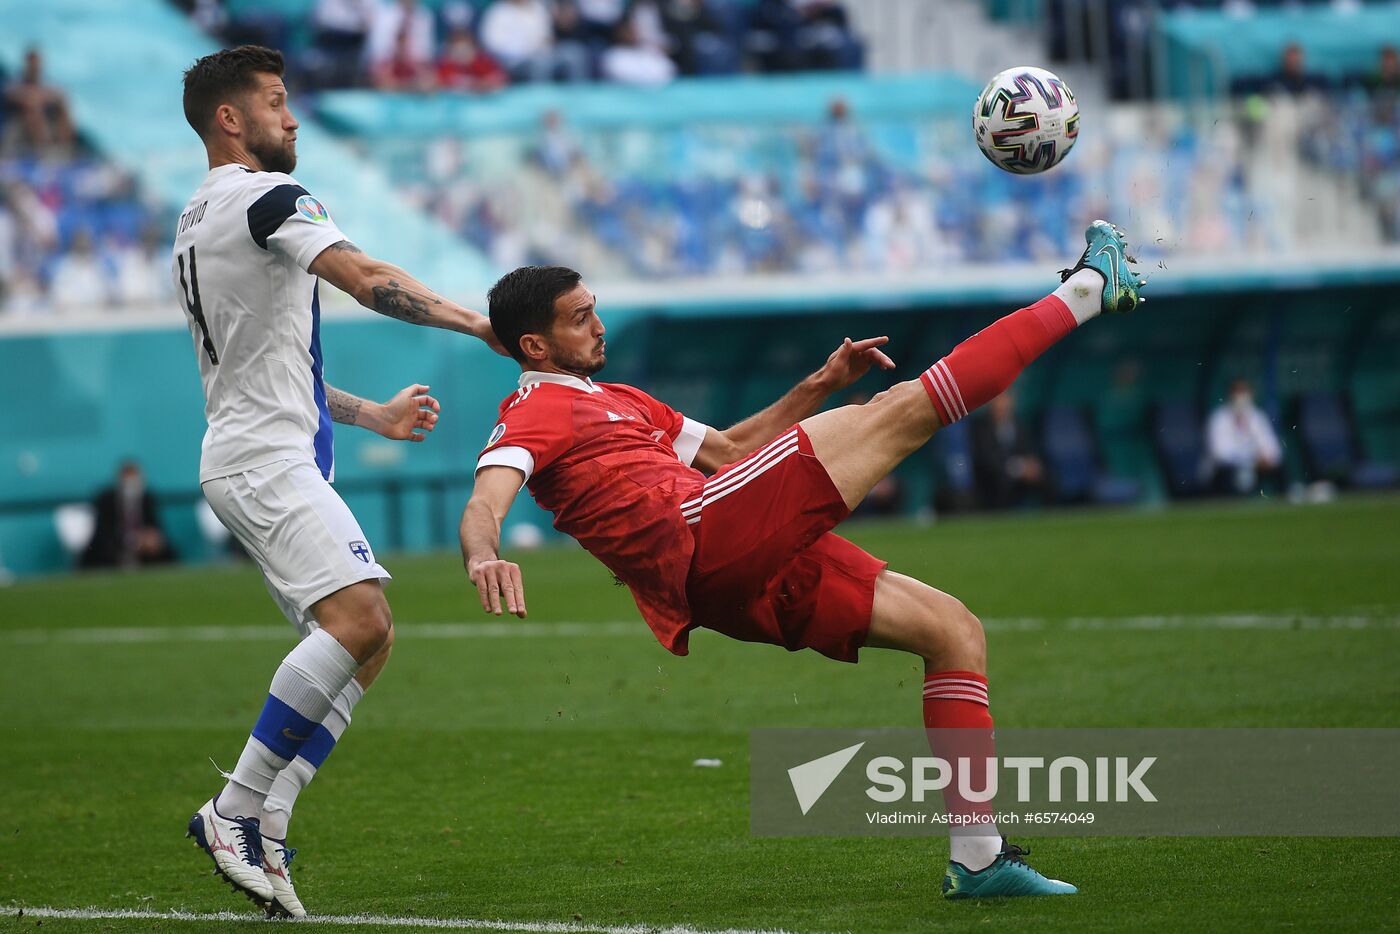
1154, 400, 1209, 498
1042, 406, 1142, 505
1296, 393, 1399, 489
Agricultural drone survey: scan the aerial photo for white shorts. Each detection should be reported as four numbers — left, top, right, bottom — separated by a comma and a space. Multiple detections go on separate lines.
202, 459, 391, 636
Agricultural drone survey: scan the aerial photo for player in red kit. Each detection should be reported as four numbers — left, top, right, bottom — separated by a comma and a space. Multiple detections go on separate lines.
461, 221, 1146, 900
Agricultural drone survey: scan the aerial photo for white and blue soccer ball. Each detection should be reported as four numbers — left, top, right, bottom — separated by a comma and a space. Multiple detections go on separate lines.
973, 66, 1079, 175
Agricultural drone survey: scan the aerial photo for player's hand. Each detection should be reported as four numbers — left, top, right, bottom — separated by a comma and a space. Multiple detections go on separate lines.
468, 558, 527, 618
819, 336, 896, 390
374, 384, 440, 442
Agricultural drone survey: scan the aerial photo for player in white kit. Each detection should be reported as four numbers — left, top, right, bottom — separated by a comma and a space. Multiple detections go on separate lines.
174, 46, 499, 917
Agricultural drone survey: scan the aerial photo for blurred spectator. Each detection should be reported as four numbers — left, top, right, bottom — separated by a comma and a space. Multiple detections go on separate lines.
2, 47, 77, 155
366, 0, 437, 88
534, 109, 581, 176
660, 0, 733, 75
602, 20, 678, 85
50, 229, 111, 313
1234, 43, 1331, 97
577, 0, 628, 44
481, 0, 589, 83
1365, 45, 1400, 99
80, 461, 176, 570
437, 23, 508, 92
748, 0, 861, 73
972, 391, 1047, 509
112, 226, 172, 307
373, 27, 437, 90
1207, 379, 1284, 495
308, 0, 377, 87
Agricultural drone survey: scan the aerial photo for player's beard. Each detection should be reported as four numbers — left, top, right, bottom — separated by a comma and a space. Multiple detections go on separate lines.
247, 122, 297, 175
556, 342, 606, 377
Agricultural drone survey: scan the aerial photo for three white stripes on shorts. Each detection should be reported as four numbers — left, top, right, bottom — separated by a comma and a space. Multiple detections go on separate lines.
923, 360, 968, 423
681, 428, 801, 526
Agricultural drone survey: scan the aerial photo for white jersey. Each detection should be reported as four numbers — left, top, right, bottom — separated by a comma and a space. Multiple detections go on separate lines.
172, 162, 348, 483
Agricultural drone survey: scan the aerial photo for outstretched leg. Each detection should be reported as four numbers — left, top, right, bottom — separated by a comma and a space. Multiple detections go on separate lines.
803, 222, 1143, 510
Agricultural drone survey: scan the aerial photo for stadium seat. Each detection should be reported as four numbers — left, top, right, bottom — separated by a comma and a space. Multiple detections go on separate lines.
931, 418, 975, 513
1041, 406, 1142, 506
1296, 392, 1399, 489
53, 503, 95, 559
1153, 400, 1209, 498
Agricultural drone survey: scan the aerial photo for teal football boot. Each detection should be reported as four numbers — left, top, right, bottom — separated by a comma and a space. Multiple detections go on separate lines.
942, 839, 1078, 899
1059, 219, 1146, 314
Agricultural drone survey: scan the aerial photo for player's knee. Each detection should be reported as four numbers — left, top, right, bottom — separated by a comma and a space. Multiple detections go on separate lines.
359, 598, 393, 652
926, 592, 985, 670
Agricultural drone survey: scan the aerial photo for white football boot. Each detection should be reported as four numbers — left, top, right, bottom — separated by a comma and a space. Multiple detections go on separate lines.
261, 835, 307, 918
186, 796, 273, 907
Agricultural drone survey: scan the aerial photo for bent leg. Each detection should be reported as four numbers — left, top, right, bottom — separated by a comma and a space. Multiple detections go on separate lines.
261, 625, 394, 839
865, 570, 1001, 870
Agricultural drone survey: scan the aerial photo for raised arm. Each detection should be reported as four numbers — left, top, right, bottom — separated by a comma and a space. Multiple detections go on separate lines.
461, 466, 528, 618
309, 240, 505, 354
692, 336, 895, 473
325, 382, 441, 441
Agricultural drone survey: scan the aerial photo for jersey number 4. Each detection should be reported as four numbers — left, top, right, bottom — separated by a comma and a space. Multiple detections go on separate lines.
176, 246, 219, 365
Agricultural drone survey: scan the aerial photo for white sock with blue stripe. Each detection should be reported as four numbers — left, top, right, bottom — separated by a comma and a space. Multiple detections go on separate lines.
259, 678, 363, 840
217, 629, 359, 820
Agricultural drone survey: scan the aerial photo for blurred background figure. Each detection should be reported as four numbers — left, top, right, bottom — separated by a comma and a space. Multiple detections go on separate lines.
2, 47, 76, 155
1207, 379, 1284, 496
436, 18, 507, 93
1234, 42, 1330, 97
49, 229, 111, 313
602, 20, 678, 85
367, 0, 436, 90
1366, 44, 1400, 99
971, 391, 1046, 510
307, 0, 376, 88
480, 0, 589, 83
79, 460, 176, 570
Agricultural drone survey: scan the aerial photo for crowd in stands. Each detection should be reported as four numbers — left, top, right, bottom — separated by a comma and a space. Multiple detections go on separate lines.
176, 0, 864, 91
0, 48, 173, 316
392, 94, 1268, 280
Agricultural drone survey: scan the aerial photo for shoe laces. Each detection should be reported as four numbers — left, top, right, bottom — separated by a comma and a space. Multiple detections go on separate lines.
230, 816, 265, 868
1000, 837, 1031, 867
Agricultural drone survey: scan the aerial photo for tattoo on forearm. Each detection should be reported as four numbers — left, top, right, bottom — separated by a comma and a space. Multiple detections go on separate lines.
371, 278, 443, 324
325, 386, 363, 425
327, 240, 363, 254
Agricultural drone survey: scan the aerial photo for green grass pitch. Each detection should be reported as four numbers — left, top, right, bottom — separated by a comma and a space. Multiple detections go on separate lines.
3, 495, 1399, 932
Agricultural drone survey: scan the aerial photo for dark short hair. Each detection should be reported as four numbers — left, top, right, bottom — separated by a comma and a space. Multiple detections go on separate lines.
182, 45, 285, 139
487, 266, 583, 364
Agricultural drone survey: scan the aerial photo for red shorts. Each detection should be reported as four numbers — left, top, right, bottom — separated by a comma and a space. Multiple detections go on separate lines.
684, 426, 887, 663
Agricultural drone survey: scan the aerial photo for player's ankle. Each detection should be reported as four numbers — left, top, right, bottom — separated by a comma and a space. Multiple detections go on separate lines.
259, 807, 290, 841
1053, 268, 1105, 325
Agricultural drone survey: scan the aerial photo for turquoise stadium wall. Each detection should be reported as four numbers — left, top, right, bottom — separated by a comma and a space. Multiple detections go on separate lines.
4, 282, 1398, 578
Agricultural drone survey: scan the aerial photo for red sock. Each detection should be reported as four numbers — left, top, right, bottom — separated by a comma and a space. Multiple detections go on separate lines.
924, 670, 998, 840
920, 295, 1077, 426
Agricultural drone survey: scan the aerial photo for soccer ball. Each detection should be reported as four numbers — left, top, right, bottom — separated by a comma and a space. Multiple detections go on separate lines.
973, 66, 1079, 175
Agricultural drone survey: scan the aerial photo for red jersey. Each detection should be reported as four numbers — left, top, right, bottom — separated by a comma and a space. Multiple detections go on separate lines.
476, 372, 711, 654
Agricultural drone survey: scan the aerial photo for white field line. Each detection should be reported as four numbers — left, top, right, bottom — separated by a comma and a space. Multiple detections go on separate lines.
10, 906, 810, 934
1, 615, 1397, 647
